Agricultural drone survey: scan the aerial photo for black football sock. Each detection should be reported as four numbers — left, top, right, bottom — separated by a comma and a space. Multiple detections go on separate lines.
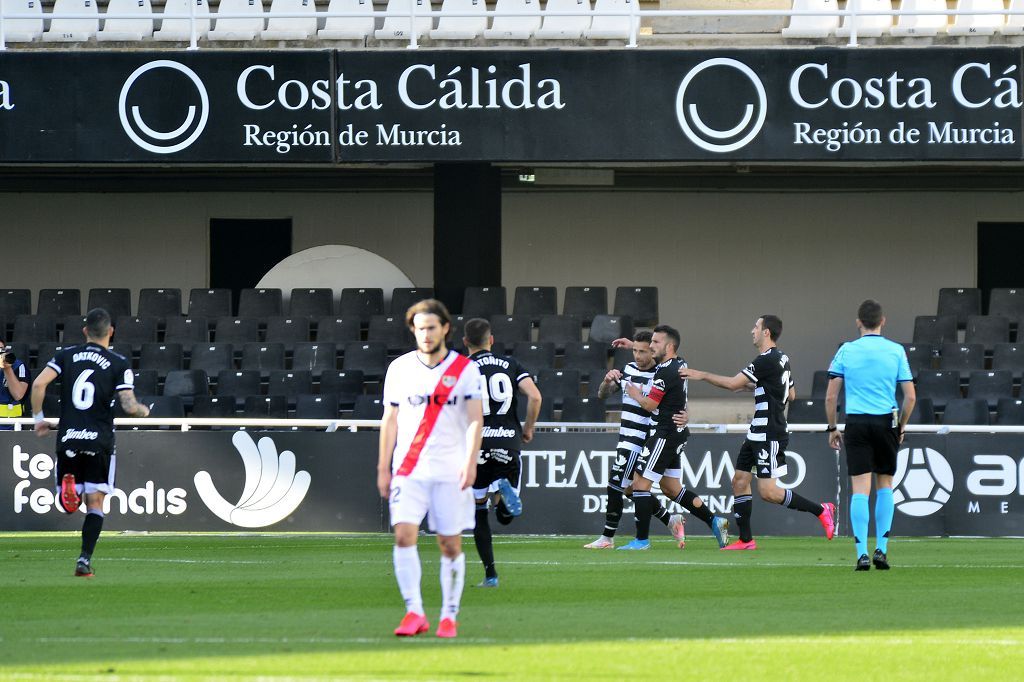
633, 491, 654, 541
733, 495, 754, 543
495, 499, 514, 525
674, 489, 714, 527
473, 503, 497, 579
782, 489, 824, 517
652, 500, 671, 526
81, 510, 104, 560
604, 487, 624, 538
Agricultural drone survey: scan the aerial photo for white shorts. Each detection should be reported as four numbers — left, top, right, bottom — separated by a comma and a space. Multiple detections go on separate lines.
389, 476, 475, 536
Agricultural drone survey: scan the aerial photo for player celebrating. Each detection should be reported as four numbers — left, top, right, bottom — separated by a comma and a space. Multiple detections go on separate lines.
378, 299, 484, 639
584, 331, 687, 549
680, 315, 836, 550
620, 325, 729, 550
30, 308, 151, 577
463, 318, 542, 587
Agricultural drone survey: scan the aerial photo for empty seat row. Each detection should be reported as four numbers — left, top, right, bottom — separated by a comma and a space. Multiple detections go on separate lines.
2, 0, 638, 43
789, 396, 1024, 426
783, 0, 1024, 39
462, 286, 656, 326
911, 315, 1024, 347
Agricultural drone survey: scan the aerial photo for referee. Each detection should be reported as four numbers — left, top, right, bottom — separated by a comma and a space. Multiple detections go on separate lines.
825, 299, 916, 571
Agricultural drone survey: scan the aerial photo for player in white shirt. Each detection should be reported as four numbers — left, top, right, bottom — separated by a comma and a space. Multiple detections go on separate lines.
377, 299, 484, 639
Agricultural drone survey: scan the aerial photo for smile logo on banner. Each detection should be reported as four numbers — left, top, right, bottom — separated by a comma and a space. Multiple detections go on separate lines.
118, 60, 210, 154
194, 432, 311, 528
675, 58, 767, 153
892, 447, 954, 517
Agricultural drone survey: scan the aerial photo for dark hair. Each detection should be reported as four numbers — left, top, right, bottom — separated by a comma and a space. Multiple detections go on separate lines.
652, 324, 680, 351
405, 299, 452, 329
85, 308, 111, 340
858, 299, 883, 329
633, 330, 653, 344
759, 314, 783, 342
464, 317, 491, 348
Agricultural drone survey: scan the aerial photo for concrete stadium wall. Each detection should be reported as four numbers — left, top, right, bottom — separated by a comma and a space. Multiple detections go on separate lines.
2, 187, 1019, 393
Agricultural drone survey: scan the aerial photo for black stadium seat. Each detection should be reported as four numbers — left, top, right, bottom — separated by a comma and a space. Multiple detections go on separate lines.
214, 317, 261, 344
908, 397, 936, 424
992, 343, 1024, 379
238, 288, 283, 319
537, 369, 581, 406
291, 343, 337, 376
996, 398, 1024, 426
265, 317, 311, 346
937, 287, 981, 329
351, 395, 385, 420
938, 343, 985, 379
538, 314, 582, 349
144, 396, 185, 418
315, 317, 361, 344
267, 370, 313, 400
163, 370, 209, 403
320, 370, 365, 405
517, 395, 554, 422
241, 343, 286, 375
295, 394, 340, 419
913, 315, 958, 346
368, 315, 413, 352
88, 288, 131, 320
342, 342, 388, 379
164, 316, 209, 345
512, 342, 556, 375
942, 398, 989, 425
488, 315, 532, 345
965, 315, 1009, 351
0, 289, 31, 319
190, 344, 235, 375
916, 370, 962, 410
216, 370, 261, 398
243, 395, 288, 419
13, 315, 57, 345
463, 287, 506, 317
788, 399, 827, 424
289, 288, 334, 318
809, 370, 831, 399
138, 288, 182, 319
513, 286, 557, 323
390, 288, 434, 316
192, 395, 237, 418
139, 342, 184, 377
114, 316, 159, 350
563, 286, 607, 325
560, 397, 606, 422
562, 342, 609, 374
589, 315, 633, 346
613, 287, 658, 327
339, 288, 384, 322
903, 343, 937, 376
189, 289, 233, 318
37, 289, 81, 317
132, 370, 159, 397
966, 370, 1013, 409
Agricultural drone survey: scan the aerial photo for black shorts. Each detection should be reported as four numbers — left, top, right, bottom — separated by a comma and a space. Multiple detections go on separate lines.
609, 446, 648, 491
844, 415, 899, 476
736, 439, 789, 479
473, 449, 521, 498
55, 446, 116, 493
640, 433, 687, 483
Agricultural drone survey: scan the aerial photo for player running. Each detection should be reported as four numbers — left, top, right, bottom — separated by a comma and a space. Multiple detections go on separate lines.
463, 317, 542, 587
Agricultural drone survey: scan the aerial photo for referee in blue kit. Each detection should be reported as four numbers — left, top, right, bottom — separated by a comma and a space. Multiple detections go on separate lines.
825, 300, 916, 571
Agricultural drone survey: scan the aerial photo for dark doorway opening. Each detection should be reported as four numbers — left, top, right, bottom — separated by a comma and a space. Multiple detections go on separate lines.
210, 218, 292, 314
978, 222, 1024, 311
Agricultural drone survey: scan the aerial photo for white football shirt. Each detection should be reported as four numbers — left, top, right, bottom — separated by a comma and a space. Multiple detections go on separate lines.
384, 349, 483, 482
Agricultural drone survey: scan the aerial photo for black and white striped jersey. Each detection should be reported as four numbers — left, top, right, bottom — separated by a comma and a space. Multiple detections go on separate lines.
617, 362, 656, 454
741, 347, 794, 442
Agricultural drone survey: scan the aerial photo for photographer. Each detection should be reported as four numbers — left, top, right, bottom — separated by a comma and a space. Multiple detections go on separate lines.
0, 339, 29, 425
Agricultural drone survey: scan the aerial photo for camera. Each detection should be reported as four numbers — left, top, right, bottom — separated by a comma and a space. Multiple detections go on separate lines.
1, 349, 14, 365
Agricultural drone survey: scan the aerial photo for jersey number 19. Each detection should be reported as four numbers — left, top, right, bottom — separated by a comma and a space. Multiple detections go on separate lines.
480, 374, 513, 416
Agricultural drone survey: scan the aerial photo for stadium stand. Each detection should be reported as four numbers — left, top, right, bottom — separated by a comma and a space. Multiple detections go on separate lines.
163, 370, 210, 406
534, 0, 591, 38
0, 290, 32, 320
834, 0, 893, 37
133, 369, 159, 397
351, 394, 385, 419
938, 343, 985, 379
513, 286, 558, 323
144, 396, 186, 418
320, 370, 365, 406
291, 342, 338, 376
903, 343, 936, 376
513, 342, 556, 375
560, 397, 607, 422
937, 287, 981, 329
339, 288, 384, 322
42, 0, 99, 41
808, 369, 830, 399
243, 395, 288, 418
241, 343, 286, 376
267, 370, 314, 403
190, 344, 236, 375
390, 288, 435, 316
289, 289, 334, 318
315, 317, 361, 344
947, 0, 1004, 34
488, 315, 532, 345
138, 289, 182, 319
788, 398, 827, 424
1005, 0, 1024, 33
214, 317, 261, 344
909, 397, 936, 424
374, 0, 434, 39
613, 287, 657, 327
562, 286, 607, 326
261, 0, 318, 39
965, 315, 1010, 352
88, 289, 131, 320
463, 287, 507, 317
913, 315, 958, 346
265, 317, 312, 348
537, 368, 582, 406
993, 343, 1024, 380
208, 0, 265, 40
216, 370, 261, 398
589, 314, 633, 346
517, 394, 554, 421
561, 342, 609, 375
14, 315, 57, 345
3, 0, 44, 42
916, 370, 962, 411
942, 398, 990, 425
585, 0, 639, 38
189, 289, 232, 319
342, 341, 388, 379
295, 393, 340, 419
165, 317, 209, 345
97, 0, 154, 40
140, 342, 185, 377
367, 315, 413, 352
996, 398, 1024, 425
966, 370, 1013, 410
114, 316, 159, 352
192, 395, 237, 418
538, 314, 582, 349
781, 0, 839, 37
238, 288, 284, 319
430, 0, 488, 38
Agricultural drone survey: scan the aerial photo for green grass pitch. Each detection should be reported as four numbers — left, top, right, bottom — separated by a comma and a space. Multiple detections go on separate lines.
1, 532, 1022, 681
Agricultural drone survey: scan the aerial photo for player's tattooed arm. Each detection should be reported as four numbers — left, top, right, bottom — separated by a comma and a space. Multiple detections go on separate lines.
118, 390, 151, 418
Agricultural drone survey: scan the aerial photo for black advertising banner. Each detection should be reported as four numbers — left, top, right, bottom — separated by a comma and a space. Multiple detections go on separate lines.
0, 51, 334, 162
2, 430, 1020, 535
0, 48, 1023, 163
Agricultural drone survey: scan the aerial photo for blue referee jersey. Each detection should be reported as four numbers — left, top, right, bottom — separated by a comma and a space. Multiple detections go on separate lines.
827, 335, 913, 415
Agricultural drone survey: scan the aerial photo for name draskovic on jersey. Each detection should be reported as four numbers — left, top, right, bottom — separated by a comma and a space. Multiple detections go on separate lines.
72, 351, 112, 369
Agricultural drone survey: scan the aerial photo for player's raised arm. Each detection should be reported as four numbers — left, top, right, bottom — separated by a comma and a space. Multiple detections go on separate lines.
680, 367, 752, 392
519, 376, 542, 443
31, 366, 58, 436
377, 404, 399, 498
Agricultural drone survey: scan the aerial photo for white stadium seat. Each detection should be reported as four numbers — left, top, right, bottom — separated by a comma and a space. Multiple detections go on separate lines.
890, 0, 948, 35
98, 0, 154, 40
208, 0, 265, 40
482, 0, 541, 38
781, 0, 839, 37
533, 0, 591, 38
584, 0, 638, 38
42, 0, 99, 41
3, 0, 44, 42
317, 0, 373, 37
430, 0, 487, 38
261, 0, 317, 38
374, 0, 433, 39
153, 0, 212, 40
1002, 0, 1024, 32
947, 0, 1004, 35
835, 0, 893, 37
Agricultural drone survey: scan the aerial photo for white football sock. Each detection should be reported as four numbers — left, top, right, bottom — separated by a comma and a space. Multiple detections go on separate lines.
439, 552, 466, 621
393, 545, 423, 616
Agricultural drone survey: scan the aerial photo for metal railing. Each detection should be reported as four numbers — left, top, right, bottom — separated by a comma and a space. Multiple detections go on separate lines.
6, 417, 1023, 433
2, 3, 1024, 51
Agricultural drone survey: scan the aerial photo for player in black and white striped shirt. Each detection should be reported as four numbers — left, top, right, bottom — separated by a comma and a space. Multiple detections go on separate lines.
680, 315, 836, 550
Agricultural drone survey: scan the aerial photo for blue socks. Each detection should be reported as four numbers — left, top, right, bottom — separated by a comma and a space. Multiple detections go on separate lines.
875, 488, 894, 554
850, 494, 869, 558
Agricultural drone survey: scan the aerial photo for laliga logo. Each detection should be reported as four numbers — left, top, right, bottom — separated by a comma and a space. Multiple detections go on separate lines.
119, 60, 209, 154
892, 447, 954, 517
194, 432, 311, 528
676, 58, 767, 153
